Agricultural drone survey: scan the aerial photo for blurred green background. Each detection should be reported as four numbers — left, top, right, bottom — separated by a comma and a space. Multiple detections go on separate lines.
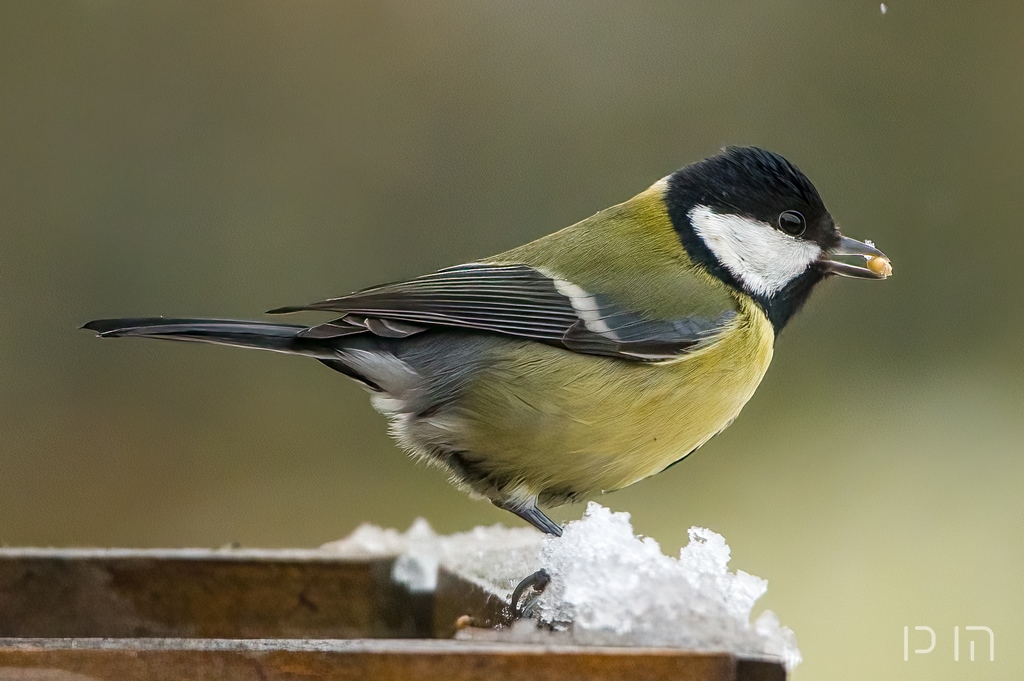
2, 1, 1021, 678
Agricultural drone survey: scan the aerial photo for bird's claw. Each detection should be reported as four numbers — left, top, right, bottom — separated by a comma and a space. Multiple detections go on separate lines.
510, 568, 551, 619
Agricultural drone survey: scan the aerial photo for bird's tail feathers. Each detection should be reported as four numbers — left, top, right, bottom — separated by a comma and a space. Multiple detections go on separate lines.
82, 318, 333, 358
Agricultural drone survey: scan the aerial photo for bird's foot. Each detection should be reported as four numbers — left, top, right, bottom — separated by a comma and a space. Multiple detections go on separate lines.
510, 568, 551, 618
495, 499, 558, 619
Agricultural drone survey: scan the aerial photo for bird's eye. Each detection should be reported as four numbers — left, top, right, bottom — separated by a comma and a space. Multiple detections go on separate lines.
778, 210, 806, 236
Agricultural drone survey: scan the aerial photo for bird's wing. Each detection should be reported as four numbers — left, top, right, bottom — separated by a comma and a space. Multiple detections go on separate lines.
269, 263, 737, 361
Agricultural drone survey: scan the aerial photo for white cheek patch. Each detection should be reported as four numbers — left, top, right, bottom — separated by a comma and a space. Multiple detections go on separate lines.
688, 205, 821, 297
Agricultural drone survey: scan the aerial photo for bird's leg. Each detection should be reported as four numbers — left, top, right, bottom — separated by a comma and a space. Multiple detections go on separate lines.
495, 499, 563, 537
493, 498, 560, 618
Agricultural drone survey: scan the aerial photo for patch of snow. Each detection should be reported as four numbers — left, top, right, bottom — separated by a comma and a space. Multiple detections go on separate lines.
320, 502, 800, 669
533, 504, 800, 669
321, 517, 541, 596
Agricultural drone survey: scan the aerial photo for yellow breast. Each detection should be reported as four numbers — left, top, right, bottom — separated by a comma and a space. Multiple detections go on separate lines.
459, 296, 775, 501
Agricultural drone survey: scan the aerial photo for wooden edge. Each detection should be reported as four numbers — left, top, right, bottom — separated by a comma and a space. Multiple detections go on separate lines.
0, 639, 785, 681
0, 548, 366, 561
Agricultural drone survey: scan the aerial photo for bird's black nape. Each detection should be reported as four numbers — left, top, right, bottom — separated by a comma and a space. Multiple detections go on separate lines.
662, 146, 834, 333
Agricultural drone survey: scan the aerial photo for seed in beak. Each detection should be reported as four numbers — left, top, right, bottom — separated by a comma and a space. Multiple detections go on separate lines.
866, 256, 892, 277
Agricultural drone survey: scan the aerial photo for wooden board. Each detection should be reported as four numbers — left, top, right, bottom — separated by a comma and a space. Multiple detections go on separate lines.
0, 548, 432, 639
0, 548, 786, 680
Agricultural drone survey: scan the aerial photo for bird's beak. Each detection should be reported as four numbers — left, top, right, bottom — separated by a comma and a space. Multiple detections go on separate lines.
819, 235, 892, 279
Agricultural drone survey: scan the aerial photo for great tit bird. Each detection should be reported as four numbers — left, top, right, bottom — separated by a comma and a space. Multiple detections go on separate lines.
84, 146, 890, 536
